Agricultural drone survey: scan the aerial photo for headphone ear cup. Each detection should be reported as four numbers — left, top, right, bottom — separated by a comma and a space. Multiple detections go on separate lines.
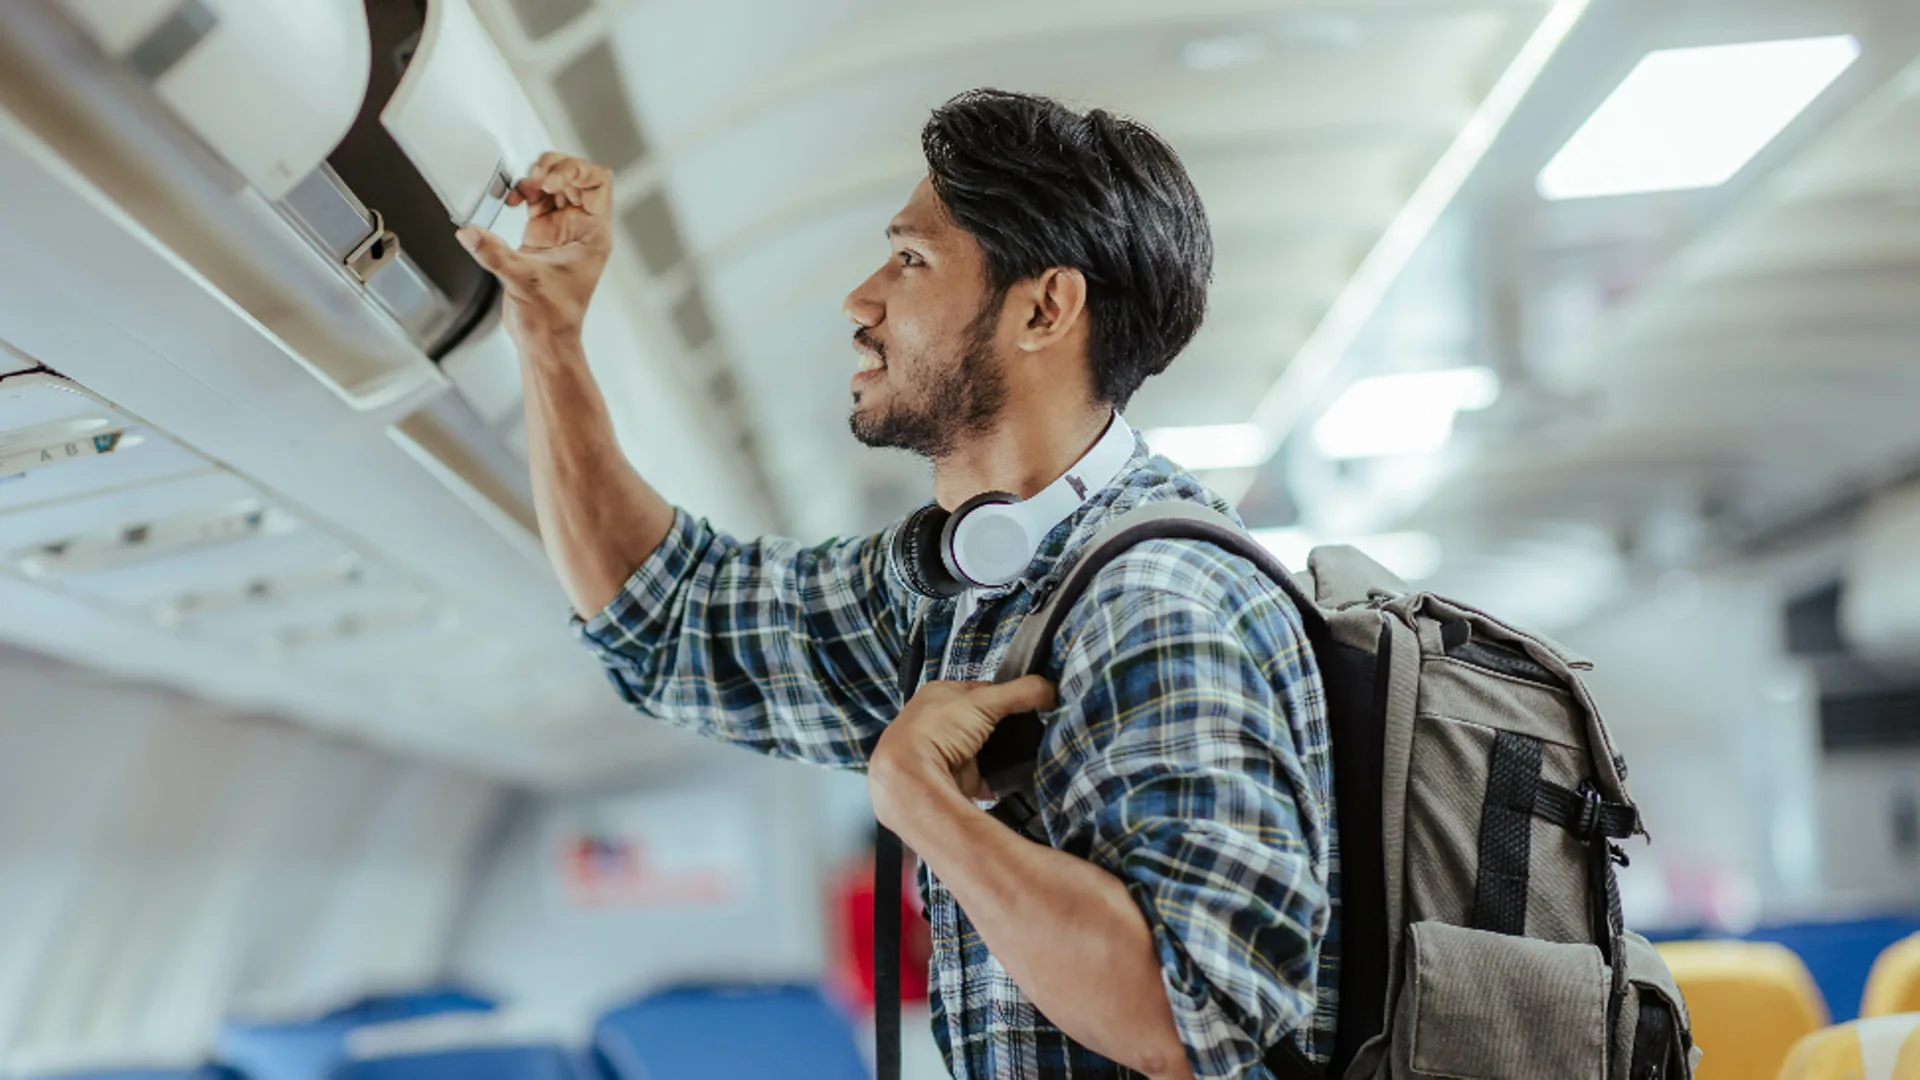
941, 491, 1023, 589
891, 504, 965, 599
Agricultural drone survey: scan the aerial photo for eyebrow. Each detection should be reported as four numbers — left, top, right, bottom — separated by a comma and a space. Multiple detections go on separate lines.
886, 223, 931, 242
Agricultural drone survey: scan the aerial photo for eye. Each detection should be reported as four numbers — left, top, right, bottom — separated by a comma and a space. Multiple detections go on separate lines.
897, 249, 923, 268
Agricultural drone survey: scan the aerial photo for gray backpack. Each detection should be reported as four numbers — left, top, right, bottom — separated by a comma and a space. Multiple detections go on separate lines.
976, 502, 1701, 1080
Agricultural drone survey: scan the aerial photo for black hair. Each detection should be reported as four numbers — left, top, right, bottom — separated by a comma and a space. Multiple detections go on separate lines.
921, 89, 1213, 410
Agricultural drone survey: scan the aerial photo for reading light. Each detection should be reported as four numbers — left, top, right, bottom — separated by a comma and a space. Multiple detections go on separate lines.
1312, 368, 1499, 460
1538, 35, 1860, 201
1144, 423, 1274, 471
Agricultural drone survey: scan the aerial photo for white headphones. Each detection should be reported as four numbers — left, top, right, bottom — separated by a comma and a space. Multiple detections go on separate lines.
891, 414, 1136, 598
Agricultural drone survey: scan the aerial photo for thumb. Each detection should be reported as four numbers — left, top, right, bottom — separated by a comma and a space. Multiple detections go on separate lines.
457, 226, 526, 281
968, 675, 1058, 721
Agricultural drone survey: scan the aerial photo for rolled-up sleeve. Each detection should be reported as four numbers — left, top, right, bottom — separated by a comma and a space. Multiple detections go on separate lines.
1036, 540, 1333, 1079
573, 508, 918, 770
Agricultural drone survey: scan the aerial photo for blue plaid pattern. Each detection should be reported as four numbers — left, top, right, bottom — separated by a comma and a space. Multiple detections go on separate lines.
576, 434, 1337, 1079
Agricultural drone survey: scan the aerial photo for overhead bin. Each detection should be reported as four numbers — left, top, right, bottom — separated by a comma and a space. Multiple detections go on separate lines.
3, 0, 554, 607
11, 0, 539, 430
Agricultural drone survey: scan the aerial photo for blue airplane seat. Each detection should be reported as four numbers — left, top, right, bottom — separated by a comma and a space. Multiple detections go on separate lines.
221, 989, 497, 1080
1746, 915, 1920, 1022
594, 984, 865, 1080
328, 1045, 584, 1080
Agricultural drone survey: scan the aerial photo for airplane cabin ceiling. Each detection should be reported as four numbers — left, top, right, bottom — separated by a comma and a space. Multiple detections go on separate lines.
474, 0, 1558, 537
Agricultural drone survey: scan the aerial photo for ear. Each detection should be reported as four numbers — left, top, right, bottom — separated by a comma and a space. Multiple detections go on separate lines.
1015, 267, 1089, 353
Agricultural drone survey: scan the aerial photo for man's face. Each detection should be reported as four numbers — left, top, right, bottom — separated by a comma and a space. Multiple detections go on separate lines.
843, 178, 1007, 459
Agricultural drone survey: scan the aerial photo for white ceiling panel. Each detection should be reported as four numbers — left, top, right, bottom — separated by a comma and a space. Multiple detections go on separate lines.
563, 0, 1555, 529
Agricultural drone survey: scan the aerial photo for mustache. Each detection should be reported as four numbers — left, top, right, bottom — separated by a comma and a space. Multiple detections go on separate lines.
853, 328, 887, 362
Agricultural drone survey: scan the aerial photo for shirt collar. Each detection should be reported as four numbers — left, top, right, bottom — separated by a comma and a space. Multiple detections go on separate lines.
962, 430, 1158, 604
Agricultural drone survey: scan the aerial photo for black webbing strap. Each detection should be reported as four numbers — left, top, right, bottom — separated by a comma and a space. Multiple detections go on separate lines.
874, 823, 903, 1080
1472, 731, 1543, 935
874, 623, 927, 1080
1533, 780, 1638, 841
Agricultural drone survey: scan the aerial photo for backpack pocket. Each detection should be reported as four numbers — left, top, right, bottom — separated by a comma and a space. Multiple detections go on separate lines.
1394, 920, 1609, 1079
1610, 931, 1699, 1080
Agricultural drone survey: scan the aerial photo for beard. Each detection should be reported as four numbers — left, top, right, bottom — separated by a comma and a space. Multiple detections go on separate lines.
848, 295, 1008, 460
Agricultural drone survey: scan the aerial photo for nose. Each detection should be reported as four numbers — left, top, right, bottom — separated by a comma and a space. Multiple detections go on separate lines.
843, 267, 884, 329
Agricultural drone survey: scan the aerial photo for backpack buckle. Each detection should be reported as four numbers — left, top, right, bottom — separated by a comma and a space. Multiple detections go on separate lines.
1573, 784, 1605, 842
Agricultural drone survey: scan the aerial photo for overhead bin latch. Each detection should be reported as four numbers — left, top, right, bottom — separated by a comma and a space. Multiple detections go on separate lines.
345, 209, 402, 284
461, 162, 514, 232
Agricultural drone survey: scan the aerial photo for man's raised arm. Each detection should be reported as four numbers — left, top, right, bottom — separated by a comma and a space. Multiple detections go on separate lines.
456, 154, 913, 771
457, 152, 671, 617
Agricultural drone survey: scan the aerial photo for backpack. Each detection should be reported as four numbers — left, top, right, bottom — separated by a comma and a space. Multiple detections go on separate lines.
952, 501, 1702, 1080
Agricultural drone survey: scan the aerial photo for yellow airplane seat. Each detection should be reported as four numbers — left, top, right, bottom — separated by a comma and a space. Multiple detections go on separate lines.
1778, 1015, 1920, 1079
1657, 939, 1827, 1080
1865, 934, 1920, 1019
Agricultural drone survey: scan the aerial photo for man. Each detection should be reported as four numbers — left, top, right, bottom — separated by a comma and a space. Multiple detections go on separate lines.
458, 89, 1335, 1080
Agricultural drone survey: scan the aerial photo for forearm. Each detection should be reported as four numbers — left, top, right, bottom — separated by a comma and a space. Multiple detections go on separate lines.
517, 331, 675, 615
877, 774, 1194, 1079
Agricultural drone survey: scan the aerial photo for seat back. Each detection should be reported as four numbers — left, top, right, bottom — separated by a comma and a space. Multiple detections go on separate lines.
1658, 940, 1827, 1080
594, 985, 865, 1080
329, 1046, 584, 1080
1778, 1015, 1920, 1080
221, 990, 496, 1080
1865, 934, 1920, 1019
1748, 917, 1920, 1022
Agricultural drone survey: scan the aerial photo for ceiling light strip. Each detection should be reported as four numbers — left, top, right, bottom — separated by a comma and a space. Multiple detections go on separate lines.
1537, 36, 1860, 201
1245, 0, 1593, 482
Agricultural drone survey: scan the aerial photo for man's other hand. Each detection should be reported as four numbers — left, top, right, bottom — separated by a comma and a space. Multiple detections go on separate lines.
869, 677, 1057, 830
457, 152, 614, 347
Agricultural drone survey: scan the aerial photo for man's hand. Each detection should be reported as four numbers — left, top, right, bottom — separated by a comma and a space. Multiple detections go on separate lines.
457, 152, 614, 347
870, 675, 1198, 1079
868, 676, 1056, 831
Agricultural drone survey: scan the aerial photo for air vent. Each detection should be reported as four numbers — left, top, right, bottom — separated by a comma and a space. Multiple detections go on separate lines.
264, 600, 437, 657
504, 0, 589, 41
1821, 687, 1920, 751
672, 288, 716, 352
621, 189, 687, 276
15, 499, 300, 577
154, 554, 367, 627
552, 41, 648, 171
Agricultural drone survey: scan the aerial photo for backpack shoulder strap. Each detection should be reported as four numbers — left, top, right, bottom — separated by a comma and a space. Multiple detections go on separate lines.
976, 501, 1324, 802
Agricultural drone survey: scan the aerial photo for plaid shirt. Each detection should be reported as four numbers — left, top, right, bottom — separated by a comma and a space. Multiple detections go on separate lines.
576, 434, 1337, 1079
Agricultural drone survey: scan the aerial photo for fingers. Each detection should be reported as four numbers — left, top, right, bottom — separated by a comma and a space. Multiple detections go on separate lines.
530, 150, 572, 178
527, 155, 612, 212
455, 226, 526, 282
505, 153, 613, 222
966, 676, 1058, 720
